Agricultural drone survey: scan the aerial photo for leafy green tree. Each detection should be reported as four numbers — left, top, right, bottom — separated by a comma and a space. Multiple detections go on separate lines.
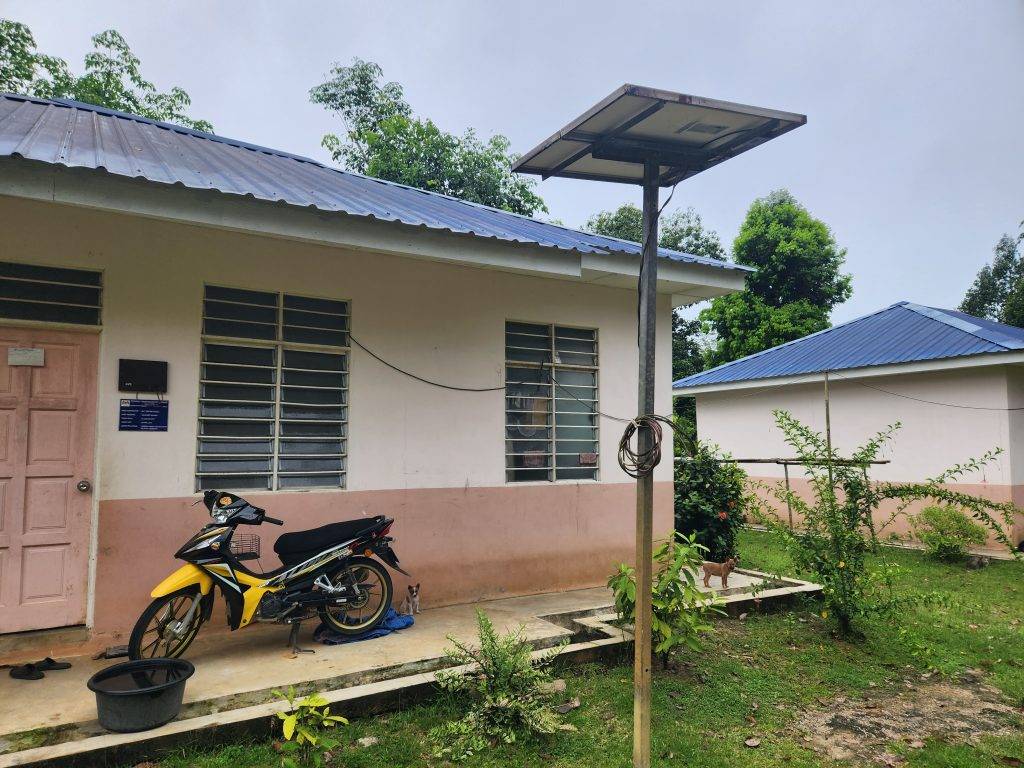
585, 203, 727, 260
310, 58, 545, 216
586, 203, 725, 426
701, 190, 851, 366
702, 295, 831, 367
0, 20, 211, 132
309, 58, 410, 173
960, 228, 1024, 325
0, 19, 70, 96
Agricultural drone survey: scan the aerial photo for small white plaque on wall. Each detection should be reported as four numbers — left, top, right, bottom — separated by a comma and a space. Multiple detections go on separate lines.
8, 347, 44, 367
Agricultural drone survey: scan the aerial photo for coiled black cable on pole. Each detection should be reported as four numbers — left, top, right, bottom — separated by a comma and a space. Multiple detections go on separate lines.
617, 414, 681, 479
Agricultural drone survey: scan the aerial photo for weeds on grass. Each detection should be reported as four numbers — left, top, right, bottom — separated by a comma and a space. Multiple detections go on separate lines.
272, 687, 348, 768
429, 610, 567, 761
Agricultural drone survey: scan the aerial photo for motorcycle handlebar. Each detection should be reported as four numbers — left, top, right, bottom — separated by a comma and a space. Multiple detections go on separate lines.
263, 516, 284, 526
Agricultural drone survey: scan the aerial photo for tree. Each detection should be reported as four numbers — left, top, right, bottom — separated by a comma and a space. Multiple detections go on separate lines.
586, 203, 726, 425
960, 229, 1024, 325
0, 20, 211, 132
702, 295, 831, 367
701, 189, 851, 366
585, 203, 727, 260
310, 58, 545, 216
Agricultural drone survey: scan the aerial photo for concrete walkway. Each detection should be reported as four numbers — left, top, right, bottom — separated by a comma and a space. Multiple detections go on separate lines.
0, 587, 611, 738
0, 569, 819, 767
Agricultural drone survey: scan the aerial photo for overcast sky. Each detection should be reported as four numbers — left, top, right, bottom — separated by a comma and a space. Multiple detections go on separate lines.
5, 1, 1023, 322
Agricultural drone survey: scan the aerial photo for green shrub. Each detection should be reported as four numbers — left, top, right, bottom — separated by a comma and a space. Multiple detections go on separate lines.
912, 505, 988, 560
272, 687, 348, 768
748, 411, 1018, 636
429, 610, 566, 761
608, 531, 722, 666
675, 441, 747, 561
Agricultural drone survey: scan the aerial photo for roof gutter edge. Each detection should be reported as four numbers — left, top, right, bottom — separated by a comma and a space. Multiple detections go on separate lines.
672, 349, 1024, 396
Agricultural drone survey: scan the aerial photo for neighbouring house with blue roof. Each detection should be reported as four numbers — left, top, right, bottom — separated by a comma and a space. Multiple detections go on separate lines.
0, 93, 749, 647
673, 301, 1024, 549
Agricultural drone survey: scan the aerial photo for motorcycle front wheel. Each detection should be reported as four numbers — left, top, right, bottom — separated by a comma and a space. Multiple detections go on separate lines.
128, 587, 206, 660
317, 556, 393, 635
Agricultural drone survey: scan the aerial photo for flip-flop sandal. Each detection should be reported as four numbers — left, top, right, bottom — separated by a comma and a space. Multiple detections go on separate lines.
34, 657, 71, 671
9, 664, 44, 680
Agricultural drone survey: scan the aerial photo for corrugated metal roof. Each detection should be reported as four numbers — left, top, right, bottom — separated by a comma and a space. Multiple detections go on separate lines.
673, 302, 1024, 390
0, 93, 749, 272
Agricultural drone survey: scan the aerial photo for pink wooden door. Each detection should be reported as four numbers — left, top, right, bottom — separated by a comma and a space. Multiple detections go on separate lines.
0, 328, 98, 633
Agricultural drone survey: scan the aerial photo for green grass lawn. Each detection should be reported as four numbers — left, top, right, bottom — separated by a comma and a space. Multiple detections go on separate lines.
146, 531, 1023, 768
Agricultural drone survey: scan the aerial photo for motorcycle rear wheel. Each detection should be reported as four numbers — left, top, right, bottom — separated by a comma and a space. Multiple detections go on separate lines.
317, 557, 392, 635
128, 587, 206, 660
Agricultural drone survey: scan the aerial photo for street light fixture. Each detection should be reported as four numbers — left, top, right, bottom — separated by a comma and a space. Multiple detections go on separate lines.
513, 84, 805, 768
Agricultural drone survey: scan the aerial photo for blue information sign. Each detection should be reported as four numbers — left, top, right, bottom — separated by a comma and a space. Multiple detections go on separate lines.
119, 399, 169, 432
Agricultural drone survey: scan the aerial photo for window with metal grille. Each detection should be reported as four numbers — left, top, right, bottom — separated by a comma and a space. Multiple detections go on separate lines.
505, 321, 599, 482
0, 261, 102, 325
197, 285, 349, 491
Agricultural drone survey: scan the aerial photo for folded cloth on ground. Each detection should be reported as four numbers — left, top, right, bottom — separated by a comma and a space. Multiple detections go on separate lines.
313, 607, 414, 645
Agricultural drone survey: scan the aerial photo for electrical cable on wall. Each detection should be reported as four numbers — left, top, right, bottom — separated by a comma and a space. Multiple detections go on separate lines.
349, 334, 505, 392
838, 375, 1024, 411
350, 331, 677, 478
353, 328, 1024, 484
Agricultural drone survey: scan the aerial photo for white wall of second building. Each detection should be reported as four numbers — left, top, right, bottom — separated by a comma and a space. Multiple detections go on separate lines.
692, 366, 1013, 485
0, 196, 674, 501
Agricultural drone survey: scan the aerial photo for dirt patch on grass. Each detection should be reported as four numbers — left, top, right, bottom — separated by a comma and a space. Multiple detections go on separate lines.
793, 669, 1023, 764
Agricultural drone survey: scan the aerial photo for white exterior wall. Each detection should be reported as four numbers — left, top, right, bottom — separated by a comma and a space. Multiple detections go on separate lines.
692, 367, 1013, 484
1, 197, 674, 501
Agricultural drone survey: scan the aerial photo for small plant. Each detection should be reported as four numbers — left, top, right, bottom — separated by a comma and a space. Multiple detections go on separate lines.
608, 531, 722, 667
675, 441, 748, 561
911, 505, 988, 561
429, 610, 566, 761
749, 411, 1018, 636
272, 687, 348, 768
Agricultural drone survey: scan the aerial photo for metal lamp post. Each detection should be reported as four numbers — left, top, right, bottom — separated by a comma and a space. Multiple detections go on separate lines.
513, 84, 805, 768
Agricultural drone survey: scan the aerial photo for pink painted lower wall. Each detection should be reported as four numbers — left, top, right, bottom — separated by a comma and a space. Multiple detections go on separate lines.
92, 482, 673, 641
748, 476, 1024, 548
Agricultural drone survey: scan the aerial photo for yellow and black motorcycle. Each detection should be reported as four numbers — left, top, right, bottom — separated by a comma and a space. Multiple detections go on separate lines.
128, 490, 407, 659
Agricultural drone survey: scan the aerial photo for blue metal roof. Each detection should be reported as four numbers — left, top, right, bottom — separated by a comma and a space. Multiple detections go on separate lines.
673, 301, 1024, 390
0, 93, 749, 272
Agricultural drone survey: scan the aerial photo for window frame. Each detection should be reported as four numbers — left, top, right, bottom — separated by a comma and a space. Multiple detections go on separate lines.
0, 260, 103, 327
196, 285, 351, 492
504, 319, 600, 483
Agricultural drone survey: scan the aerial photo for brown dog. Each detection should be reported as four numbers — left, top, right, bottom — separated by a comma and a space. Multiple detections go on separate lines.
702, 558, 737, 588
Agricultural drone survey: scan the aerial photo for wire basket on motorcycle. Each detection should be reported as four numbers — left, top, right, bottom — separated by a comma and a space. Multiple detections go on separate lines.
229, 533, 261, 561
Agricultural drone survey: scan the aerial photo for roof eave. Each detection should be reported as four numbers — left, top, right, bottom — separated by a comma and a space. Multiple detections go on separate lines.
0, 156, 746, 301
672, 349, 1024, 396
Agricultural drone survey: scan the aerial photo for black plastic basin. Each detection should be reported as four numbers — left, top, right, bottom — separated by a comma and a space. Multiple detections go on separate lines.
87, 658, 195, 732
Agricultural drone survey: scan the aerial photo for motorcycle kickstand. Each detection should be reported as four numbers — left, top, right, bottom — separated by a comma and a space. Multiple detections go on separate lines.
286, 622, 315, 655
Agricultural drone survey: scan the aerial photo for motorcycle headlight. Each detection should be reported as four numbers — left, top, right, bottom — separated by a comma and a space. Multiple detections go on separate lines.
212, 511, 229, 524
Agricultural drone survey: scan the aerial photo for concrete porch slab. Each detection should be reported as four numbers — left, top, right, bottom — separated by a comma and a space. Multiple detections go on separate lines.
0, 570, 819, 767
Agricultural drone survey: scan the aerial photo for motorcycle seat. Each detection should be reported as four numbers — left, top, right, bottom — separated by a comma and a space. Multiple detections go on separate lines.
273, 516, 386, 566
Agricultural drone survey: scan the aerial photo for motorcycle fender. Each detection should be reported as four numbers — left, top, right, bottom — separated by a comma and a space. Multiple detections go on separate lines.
376, 545, 411, 577
150, 564, 213, 599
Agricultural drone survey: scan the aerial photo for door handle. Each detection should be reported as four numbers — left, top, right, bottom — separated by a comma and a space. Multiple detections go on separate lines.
76, 479, 92, 493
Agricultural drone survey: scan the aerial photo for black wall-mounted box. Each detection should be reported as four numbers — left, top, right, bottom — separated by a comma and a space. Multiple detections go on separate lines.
118, 359, 168, 393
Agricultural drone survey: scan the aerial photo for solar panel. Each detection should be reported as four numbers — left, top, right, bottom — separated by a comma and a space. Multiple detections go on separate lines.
512, 84, 806, 186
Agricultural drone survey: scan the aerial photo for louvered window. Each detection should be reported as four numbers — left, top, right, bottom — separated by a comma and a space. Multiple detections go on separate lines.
0, 261, 102, 325
197, 286, 349, 491
505, 321, 599, 482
